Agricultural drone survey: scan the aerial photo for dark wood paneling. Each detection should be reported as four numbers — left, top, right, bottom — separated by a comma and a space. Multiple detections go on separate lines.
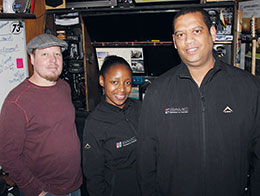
24, 0, 46, 76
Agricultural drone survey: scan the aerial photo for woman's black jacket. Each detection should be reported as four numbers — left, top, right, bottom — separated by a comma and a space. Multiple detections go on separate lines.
82, 98, 141, 196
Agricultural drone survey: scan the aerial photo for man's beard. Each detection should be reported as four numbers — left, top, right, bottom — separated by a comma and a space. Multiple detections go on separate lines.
44, 72, 60, 82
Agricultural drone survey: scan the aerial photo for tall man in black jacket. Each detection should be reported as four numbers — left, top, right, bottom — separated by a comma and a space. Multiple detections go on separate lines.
137, 7, 260, 196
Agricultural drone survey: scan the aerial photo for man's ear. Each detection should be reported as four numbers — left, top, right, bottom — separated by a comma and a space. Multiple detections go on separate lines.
210, 25, 217, 42
172, 34, 177, 49
99, 75, 104, 87
30, 53, 35, 66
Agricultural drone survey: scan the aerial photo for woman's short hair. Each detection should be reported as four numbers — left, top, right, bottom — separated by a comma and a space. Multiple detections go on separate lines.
99, 55, 132, 78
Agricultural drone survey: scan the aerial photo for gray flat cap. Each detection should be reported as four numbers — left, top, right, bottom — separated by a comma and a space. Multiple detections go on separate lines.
27, 34, 68, 54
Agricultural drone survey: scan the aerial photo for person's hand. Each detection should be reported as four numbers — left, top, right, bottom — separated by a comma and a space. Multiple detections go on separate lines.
38, 191, 48, 196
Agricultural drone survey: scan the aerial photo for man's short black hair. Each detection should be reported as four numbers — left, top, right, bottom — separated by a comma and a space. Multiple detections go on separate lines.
172, 7, 213, 33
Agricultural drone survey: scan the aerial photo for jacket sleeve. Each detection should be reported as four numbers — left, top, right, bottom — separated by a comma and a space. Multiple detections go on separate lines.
137, 88, 159, 196
250, 82, 260, 196
0, 101, 45, 196
82, 118, 106, 196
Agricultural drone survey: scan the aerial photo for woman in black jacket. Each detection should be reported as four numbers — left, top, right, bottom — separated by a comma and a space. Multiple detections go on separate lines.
82, 55, 141, 196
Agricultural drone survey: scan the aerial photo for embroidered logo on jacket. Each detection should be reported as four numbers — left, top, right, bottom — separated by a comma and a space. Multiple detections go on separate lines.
223, 106, 233, 113
84, 143, 91, 149
165, 107, 189, 114
116, 136, 137, 149
116, 142, 122, 148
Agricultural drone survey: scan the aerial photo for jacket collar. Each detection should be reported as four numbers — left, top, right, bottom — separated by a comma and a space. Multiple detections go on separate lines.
101, 97, 132, 113
178, 58, 222, 84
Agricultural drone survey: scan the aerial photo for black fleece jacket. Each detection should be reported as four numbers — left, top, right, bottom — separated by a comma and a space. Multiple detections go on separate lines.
137, 59, 260, 196
83, 98, 141, 196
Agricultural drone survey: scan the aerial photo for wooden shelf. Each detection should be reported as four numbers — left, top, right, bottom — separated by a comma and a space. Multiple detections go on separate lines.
46, 1, 235, 15
0, 13, 36, 19
91, 40, 233, 47
91, 41, 173, 47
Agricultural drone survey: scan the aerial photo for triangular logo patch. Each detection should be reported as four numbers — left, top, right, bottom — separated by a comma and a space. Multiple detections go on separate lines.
223, 106, 233, 113
84, 143, 91, 149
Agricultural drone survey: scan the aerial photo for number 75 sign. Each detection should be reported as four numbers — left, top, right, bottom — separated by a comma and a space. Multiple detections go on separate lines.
10, 21, 24, 35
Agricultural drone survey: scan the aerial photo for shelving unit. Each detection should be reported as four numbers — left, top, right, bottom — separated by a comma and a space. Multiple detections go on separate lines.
46, 1, 235, 15
45, 1, 237, 111
0, 13, 36, 19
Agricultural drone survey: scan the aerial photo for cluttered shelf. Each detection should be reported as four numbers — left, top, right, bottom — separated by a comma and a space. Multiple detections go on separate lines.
0, 0, 35, 18
45, 1, 235, 15
0, 13, 36, 19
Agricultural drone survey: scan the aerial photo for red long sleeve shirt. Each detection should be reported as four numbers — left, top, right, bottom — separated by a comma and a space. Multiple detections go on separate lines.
0, 79, 82, 196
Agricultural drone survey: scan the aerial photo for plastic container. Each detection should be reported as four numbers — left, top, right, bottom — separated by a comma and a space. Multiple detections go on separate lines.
3, 0, 15, 13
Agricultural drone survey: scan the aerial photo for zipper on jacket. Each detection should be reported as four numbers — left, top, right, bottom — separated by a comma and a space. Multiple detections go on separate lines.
125, 117, 138, 136
199, 90, 207, 196
110, 172, 116, 196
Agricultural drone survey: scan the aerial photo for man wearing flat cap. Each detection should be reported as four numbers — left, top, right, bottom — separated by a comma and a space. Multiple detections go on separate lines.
0, 34, 82, 196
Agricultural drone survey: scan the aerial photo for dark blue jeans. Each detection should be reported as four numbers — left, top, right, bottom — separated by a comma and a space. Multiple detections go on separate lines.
46, 189, 81, 196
